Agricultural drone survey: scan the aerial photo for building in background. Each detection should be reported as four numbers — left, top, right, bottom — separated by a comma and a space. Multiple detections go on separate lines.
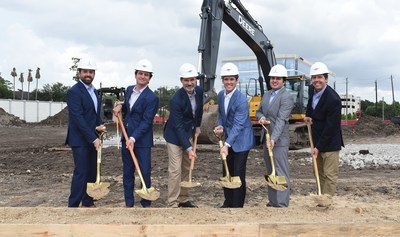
340, 94, 361, 116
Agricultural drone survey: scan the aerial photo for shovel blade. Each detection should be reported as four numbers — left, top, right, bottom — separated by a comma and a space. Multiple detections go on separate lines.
180, 181, 201, 188
135, 186, 160, 201
264, 174, 287, 191
87, 182, 110, 200
219, 176, 242, 189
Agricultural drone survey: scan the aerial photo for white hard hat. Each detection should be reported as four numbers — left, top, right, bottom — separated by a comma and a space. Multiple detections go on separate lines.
269, 64, 288, 77
78, 58, 97, 70
310, 62, 329, 76
179, 63, 198, 78
220, 63, 239, 77
135, 59, 153, 73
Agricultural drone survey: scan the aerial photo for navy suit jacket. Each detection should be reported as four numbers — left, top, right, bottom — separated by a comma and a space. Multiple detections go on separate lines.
65, 81, 103, 147
306, 85, 344, 152
122, 85, 159, 148
218, 89, 254, 152
164, 86, 203, 150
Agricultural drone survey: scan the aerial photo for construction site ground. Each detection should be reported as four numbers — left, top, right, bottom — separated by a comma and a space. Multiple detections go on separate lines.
1, 108, 400, 236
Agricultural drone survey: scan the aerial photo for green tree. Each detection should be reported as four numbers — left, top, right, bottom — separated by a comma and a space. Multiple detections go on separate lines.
39, 82, 69, 102
360, 100, 374, 112
0, 75, 13, 99
154, 86, 180, 119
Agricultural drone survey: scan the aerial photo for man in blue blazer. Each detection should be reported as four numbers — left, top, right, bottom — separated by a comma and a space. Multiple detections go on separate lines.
305, 62, 344, 197
66, 58, 106, 207
164, 63, 203, 208
113, 59, 159, 208
214, 63, 254, 208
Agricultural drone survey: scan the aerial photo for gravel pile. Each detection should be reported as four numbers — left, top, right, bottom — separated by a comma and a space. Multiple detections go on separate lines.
293, 144, 400, 170
339, 143, 400, 169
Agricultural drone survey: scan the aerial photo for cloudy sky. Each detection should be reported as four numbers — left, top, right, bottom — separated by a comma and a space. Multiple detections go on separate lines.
1, 0, 399, 103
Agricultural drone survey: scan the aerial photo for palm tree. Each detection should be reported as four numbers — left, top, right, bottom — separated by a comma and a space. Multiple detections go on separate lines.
27, 69, 33, 100
19, 72, 24, 100
11, 68, 17, 99
35, 67, 40, 100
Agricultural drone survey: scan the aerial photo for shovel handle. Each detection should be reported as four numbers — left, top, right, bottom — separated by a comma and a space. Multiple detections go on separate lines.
215, 135, 232, 179
95, 135, 103, 184
116, 120, 120, 149
190, 134, 198, 171
116, 113, 149, 192
262, 124, 276, 176
306, 122, 322, 195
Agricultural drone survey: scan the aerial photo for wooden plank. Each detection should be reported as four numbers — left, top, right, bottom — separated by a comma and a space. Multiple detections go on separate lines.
260, 223, 400, 236
0, 224, 260, 237
1, 223, 400, 237
47, 147, 71, 151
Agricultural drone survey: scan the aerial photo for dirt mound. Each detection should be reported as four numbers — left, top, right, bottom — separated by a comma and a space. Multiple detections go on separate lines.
38, 107, 69, 126
0, 108, 25, 126
342, 115, 400, 137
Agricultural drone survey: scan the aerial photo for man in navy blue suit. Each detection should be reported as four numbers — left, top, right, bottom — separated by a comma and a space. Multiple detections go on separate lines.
113, 59, 159, 208
305, 62, 344, 197
66, 58, 106, 207
214, 63, 255, 208
164, 63, 203, 208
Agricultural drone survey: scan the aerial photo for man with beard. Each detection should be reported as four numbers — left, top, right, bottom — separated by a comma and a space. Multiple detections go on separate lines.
164, 63, 203, 208
256, 64, 294, 207
66, 58, 106, 208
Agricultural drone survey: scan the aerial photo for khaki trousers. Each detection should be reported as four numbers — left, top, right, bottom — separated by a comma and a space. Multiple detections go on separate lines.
317, 151, 340, 196
166, 142, 191, 205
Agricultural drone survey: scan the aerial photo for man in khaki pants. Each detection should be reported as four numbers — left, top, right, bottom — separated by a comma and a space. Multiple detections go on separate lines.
163, 63, 203, 208
304, 62, 344, 198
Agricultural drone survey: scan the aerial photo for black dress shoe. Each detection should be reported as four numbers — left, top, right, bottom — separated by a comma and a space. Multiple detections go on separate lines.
178, 201, 198, 208
220, 204, 231, 208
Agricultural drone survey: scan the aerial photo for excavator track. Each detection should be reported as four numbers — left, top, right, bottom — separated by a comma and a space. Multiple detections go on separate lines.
288, 123, 309, 150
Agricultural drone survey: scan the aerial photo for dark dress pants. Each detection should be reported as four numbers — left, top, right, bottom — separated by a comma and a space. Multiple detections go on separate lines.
121, 143, 152, 207
68, 146, 97, 207
222, 148, 249, 208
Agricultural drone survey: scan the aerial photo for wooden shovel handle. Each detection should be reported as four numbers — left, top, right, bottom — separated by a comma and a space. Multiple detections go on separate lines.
116, 113, 147, 189
190, 134, 198, 171
306, 121, 322, 195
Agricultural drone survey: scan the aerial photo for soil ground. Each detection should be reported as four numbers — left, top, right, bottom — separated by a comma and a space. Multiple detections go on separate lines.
1, 109, 400, 230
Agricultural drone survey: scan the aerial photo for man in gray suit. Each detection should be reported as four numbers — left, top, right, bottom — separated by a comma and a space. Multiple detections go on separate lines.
214, 63, 254, 208
256, 64, 294, 207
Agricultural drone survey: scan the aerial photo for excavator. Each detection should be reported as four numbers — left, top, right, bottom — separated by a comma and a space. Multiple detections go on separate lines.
196, 0, 309, 149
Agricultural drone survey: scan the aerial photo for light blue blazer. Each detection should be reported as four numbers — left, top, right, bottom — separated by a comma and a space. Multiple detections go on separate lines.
218, 89, 254, 152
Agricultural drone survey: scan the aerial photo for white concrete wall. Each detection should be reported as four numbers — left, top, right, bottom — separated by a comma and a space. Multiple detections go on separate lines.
0, 99, 66, 122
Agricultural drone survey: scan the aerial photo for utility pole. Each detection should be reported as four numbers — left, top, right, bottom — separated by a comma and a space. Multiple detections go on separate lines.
375, 80, 378, 114
382, 97, 385, 121
391, 75, 395, 116
345, 77, 348, 125
333, 81, 336, 91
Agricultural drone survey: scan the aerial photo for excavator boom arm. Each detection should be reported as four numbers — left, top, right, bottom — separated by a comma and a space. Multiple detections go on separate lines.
197, 0, 276, 103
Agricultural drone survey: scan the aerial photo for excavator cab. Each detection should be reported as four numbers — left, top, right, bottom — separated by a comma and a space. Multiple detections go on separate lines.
284, 75, 310, 121
97, 87, 126, 122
